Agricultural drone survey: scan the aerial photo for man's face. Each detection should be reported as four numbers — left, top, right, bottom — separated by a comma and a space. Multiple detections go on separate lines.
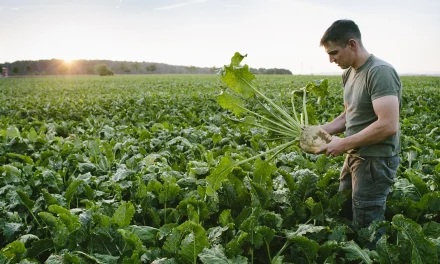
324, 41, 353, 69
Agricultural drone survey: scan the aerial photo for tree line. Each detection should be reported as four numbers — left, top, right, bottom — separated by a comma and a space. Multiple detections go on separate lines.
0, 59, 292, 76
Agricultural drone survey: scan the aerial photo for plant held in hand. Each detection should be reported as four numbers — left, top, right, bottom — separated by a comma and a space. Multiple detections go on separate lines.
217, 52, 331, 161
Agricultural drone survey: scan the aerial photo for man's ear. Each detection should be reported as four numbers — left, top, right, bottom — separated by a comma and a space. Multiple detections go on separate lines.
348, 39, 358, 50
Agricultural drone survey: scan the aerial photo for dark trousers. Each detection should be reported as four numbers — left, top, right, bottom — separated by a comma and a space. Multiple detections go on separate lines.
339, 154, 400, 231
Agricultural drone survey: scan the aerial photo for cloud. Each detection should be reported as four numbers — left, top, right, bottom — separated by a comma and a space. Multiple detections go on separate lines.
155, 0, 210, 11
11, 7, 19, 11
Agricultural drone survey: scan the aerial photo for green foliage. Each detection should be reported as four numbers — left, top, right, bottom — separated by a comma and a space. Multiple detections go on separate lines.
219, 52, 256, 98
391, 214, 438, 263
0, 74, 439, 263
163, 221, 209, 264
112, 201, 135, 228
341, 240, 374, 264
199, 244, 247, 264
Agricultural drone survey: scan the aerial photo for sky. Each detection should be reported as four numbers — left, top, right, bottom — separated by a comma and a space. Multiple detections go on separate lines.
1, 0, 439, 75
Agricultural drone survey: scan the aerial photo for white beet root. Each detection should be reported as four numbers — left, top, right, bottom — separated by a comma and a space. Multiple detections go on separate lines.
300, 126, 332, 154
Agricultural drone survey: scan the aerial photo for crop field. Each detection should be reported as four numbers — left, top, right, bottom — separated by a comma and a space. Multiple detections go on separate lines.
1, 74, 440, 263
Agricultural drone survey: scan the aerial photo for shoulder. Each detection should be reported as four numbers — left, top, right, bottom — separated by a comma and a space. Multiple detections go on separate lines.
365, 56, 402, 99
367, 56, 398, 78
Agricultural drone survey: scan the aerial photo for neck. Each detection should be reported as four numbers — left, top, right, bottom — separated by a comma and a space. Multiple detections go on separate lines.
352, 48, 371, 69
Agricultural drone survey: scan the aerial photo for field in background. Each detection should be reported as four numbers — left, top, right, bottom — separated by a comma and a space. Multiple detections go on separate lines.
1, 75, 439, 263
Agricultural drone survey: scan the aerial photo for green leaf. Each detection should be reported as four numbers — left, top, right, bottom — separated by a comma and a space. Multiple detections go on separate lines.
250, 182, 270, 208
180, 224, 208, 264
225, 231, 248, 257
256, 226, 275, 245
28, 127, 38, 142
92, 253, 120, 264
252, 158, 276, 188
26, 239, 54, 259
423, 221, 440, 238
219, 52, 256, 99
158, 174, 181, 205
199, 245, 247, 264
112, 201, 135, 228
305, 79, 329, 98
417, 191, 440, 212
217, 91, 246, 116
112, 168, 134, 182
6, 153, 33, 164
118, 229, 143, 251
294, 169, 319, 202
341, 241, 373, 264
240, 215, 266, 248
319, 240, 339, 262
376, 236, 400, 264
79, 162, 96, 173
38, 212, 68, 246
290, 236, 320, 262
3, 223, 23, 240
206, 156, 233, 196
163, 221, 208, 264
125, 225, 160, 243
0, 241, 26, 260
6, 126, 21, 138
65, 180, 82, 208
16, 190, 35, 210
48, 204, 71, 216
48, 205, 81, 233
280, 170, 297, 193
219, 209, 233, 227
1, 165, 22, 183
404, 169, 429, 198
45, 254, 65, 264
63, 252, 81, 264
392, 214, 438, 264
42, 189, 60, 206
17, 234, 39, 244
177, 196, 209, 222
286, 224, 326, 239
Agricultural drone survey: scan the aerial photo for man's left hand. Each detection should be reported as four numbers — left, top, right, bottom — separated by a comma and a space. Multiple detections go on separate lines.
315, 136, 347, 156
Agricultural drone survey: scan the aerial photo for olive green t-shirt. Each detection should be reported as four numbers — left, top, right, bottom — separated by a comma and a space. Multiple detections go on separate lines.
342, 55, 402, 157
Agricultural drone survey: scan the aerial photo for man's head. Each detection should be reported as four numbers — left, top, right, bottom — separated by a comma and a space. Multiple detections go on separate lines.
320, 20, 363, 69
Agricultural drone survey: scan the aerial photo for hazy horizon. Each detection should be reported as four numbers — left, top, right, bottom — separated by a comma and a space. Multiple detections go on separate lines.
1, 0, 439, 75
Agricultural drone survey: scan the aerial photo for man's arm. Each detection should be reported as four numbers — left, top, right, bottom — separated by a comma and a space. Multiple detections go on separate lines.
318, 95, 399, 156
321, 111, 346, 135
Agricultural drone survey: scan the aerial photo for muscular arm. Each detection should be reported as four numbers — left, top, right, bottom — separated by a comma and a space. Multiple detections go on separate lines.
318, 95, 399, 155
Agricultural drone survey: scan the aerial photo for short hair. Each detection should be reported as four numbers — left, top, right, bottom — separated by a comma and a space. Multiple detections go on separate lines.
320, 20, 362, 47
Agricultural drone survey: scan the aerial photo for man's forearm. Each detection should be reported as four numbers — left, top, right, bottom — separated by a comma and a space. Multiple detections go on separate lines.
321, 112, 346, 135
341, 119, 398, 151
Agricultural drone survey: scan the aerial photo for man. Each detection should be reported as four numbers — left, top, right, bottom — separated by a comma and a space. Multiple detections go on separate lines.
317, 20, 402, 242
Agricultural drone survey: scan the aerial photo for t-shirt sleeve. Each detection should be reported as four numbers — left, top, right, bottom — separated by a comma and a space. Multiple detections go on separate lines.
367, 65, 401, 101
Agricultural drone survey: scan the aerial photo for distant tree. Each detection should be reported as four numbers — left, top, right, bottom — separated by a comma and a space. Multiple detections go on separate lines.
26, 65, 32, 75
146, 64, 157, 72
186, 66, 197, 73
258, 68, 267, 74
119, 63, 131, 73
94, 64, 114, 76
12, 67, 19, 74
132, 62, 142, 72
